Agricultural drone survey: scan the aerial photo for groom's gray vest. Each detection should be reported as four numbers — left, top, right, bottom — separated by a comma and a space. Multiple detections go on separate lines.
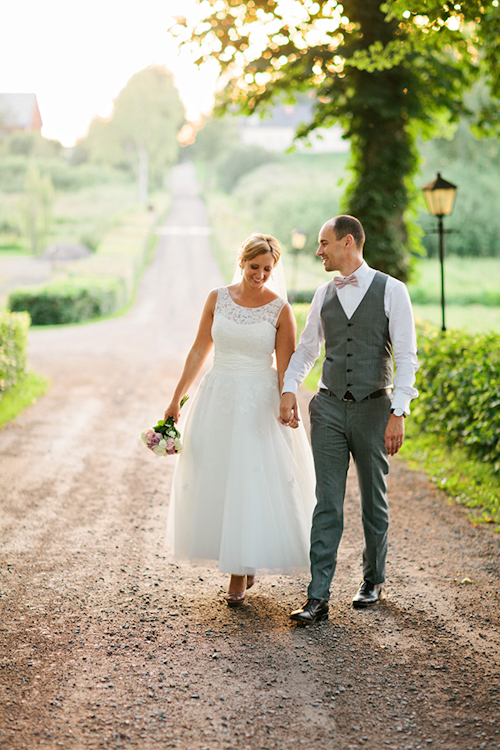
320, 271, 393, 401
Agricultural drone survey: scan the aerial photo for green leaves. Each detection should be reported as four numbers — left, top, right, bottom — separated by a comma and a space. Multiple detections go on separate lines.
181, 0, 500, 282
8, 277, 126, 326
402, 321, 500, 524
0, 311, 30, 397
413, 323, 500, 471
152, 397, 188, 440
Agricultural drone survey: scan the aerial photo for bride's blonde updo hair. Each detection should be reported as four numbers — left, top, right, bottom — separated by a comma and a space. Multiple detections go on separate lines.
238, 233, 281, 267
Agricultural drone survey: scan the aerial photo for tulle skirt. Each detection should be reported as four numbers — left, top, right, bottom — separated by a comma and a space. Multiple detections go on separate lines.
165, 365, 316, 574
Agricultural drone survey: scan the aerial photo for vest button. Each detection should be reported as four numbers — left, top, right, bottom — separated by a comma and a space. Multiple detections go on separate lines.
347, 383, 352, 387
347, 338, 353, 342
347, 322, 353, 327
347, 368, 352, 372
347, 353, 353, 357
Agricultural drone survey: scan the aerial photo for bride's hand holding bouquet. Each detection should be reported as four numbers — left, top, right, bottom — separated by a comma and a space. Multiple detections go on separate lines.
163, 396, 185, 424
140, 395, 188, 457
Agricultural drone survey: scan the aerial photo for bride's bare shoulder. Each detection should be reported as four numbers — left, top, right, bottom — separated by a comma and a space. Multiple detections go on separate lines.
203, 288, 220, 310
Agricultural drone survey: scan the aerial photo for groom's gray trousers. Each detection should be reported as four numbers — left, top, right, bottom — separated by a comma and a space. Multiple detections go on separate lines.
307, 388, 391, 602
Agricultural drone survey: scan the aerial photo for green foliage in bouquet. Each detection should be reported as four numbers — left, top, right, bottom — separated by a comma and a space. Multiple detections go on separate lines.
8, 277, 126, 326
153, 395, 189, 438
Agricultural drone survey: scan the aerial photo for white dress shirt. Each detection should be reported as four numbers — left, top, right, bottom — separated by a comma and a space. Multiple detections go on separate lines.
283, 261, 419, 413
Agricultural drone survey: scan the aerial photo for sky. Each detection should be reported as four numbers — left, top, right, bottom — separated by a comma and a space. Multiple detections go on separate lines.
0, 0, 219, 146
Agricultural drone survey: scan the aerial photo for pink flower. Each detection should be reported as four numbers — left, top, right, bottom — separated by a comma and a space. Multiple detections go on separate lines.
140, 428, 156, 446
166, 437, 175, 450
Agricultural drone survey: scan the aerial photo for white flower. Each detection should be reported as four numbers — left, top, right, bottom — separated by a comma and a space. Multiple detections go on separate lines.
152, 440, 167, 456
174, 438, 182, 452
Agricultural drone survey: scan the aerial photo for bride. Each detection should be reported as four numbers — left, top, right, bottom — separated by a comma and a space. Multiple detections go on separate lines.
164, 233, 315, 606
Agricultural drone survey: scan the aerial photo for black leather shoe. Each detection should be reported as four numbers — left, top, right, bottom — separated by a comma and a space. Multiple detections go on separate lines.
352, 580, 384, 608
290, 598, 329, 623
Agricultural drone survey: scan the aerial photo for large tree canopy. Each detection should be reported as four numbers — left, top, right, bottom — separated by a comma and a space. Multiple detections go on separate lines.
174, 0, 500, 280
84, 67, 185, 202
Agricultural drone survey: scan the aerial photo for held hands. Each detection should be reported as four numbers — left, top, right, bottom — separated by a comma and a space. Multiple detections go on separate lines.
385, 413, 405, 456
279, 392, 300, 429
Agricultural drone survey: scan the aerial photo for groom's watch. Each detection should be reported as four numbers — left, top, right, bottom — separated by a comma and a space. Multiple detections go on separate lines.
391, 408, 405, 418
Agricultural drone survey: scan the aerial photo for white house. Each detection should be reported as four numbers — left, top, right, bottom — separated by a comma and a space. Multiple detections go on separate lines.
239, 100, 349, 153
0, 93, 43, 132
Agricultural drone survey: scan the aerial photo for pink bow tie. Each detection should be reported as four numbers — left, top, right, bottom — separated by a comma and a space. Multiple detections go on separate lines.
334, 274, 358, 290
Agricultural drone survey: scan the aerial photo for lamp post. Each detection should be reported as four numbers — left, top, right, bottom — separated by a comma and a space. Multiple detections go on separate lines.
290, 227, 307, 299
422, 172, 457, 332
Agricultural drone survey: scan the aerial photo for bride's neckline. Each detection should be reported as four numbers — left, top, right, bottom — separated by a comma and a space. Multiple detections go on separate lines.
224, 286, 279, 310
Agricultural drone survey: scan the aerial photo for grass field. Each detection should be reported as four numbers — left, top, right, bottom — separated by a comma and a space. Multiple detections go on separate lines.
289, 254, 500, 334
413, 303, 500, 333
0, 183, 140, 257
0, 371, 49, 429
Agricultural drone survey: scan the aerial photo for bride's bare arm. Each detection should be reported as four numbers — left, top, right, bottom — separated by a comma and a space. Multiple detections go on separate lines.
275, 304, 300, 427
164, 290, 217, 422
275, 303, 296, 394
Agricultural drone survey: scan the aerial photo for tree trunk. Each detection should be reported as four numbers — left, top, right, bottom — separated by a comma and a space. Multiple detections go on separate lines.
341, 0, 419, 281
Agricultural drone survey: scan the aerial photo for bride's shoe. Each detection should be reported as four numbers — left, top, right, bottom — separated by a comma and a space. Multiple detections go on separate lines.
225, 590, 246, 607
226, 574, 247, 606
246, 575, 256, 590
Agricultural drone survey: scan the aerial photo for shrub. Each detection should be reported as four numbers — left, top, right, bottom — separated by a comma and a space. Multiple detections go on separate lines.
412, 323, 500, 471
288, 289, 315, 304
0, 311, 30, 398
8, 277, 126, 326
215, 145, 278, 193
418, 118, 500, 258
233, 154, 347, 258
0, 156, 130, 193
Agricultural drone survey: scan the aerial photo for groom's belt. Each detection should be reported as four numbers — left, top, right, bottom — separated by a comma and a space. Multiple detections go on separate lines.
320, 388, 390, 402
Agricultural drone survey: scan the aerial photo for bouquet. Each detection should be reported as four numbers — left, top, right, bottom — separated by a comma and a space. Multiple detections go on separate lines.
140, 396, 189, 456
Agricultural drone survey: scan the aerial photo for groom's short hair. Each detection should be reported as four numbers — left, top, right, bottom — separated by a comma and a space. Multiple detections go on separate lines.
332, 215, 365, 248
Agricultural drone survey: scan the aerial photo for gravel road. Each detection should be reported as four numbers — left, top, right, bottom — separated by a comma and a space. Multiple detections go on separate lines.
1, 162, 499, 750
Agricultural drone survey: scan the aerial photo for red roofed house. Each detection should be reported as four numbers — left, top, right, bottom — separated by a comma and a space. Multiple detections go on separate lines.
0, 93, 43, 133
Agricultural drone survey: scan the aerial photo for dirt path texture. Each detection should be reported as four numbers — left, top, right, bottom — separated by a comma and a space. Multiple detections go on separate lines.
0, 162, 499, 750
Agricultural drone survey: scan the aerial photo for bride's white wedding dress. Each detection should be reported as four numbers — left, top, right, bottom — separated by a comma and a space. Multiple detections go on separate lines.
165, 286, 316, 575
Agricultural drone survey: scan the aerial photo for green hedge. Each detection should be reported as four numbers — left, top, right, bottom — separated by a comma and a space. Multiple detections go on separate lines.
0, 155, 130, 193
412, 323, 500, 471
289, 289, 315, 304
0, 311, 30, 398
8, 277, 126, 326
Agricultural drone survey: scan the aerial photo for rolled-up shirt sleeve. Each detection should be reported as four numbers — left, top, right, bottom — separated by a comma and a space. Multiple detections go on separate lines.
386, 279, 419, 414
282, 284, 328, 395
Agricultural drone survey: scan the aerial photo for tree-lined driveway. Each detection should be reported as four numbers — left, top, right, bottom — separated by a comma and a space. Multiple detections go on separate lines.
0, 162, 499, 750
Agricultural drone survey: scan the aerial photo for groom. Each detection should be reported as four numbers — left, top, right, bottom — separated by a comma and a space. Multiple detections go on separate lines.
280, 215, 419, 623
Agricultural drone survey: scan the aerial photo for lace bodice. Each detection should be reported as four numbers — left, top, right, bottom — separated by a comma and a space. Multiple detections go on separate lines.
211, 287, 286, 373
215, 286, 285, 326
